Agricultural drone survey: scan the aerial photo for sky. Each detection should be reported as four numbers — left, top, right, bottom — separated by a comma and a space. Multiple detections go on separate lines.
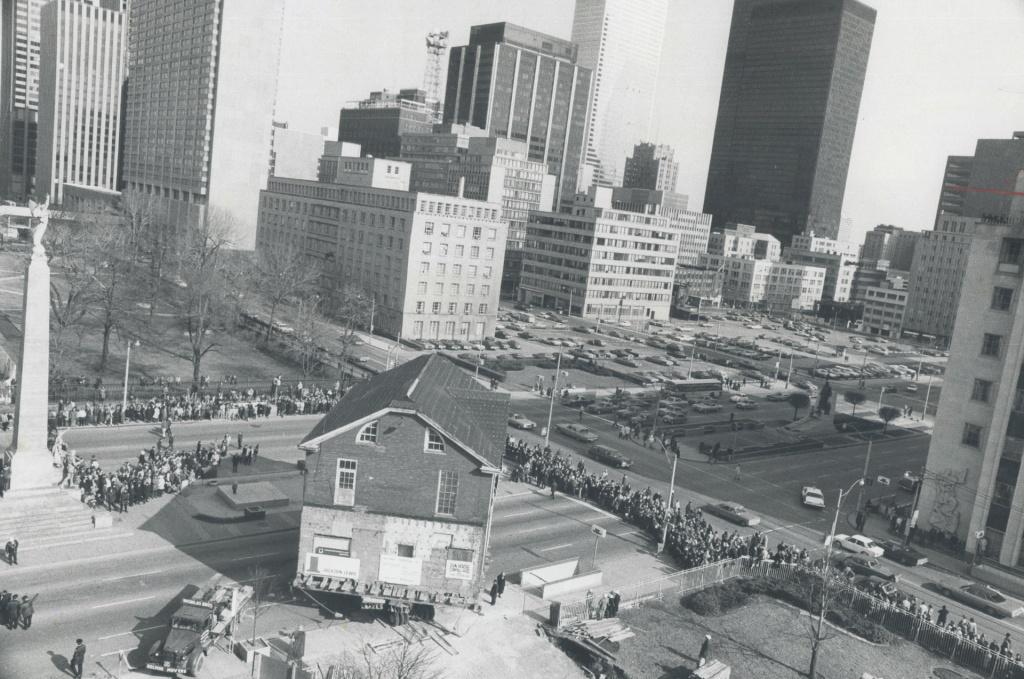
276, 0, 1024, 245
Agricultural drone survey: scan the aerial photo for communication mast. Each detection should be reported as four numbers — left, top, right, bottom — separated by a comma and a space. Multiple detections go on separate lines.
423, 30, 449, 121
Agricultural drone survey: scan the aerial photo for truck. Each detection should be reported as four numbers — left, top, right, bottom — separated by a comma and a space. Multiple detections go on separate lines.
146, 583, 253, 676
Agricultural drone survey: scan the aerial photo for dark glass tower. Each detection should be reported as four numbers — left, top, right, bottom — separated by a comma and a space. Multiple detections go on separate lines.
704, 0, 876, 245
443, 22, 590, 207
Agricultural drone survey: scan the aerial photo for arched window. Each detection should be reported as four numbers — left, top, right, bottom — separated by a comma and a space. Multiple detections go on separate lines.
425, 429, 445, 453
357, 420, 378, 443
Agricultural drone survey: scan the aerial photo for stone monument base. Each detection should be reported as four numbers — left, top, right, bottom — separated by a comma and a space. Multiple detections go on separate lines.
9, 447, 60, 491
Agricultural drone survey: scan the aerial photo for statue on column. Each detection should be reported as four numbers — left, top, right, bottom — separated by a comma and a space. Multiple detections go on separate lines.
28, 196, 50, 259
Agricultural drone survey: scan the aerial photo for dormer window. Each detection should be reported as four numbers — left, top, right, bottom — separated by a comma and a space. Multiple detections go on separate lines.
357, 420, 379, 443
425, 429, 445, 453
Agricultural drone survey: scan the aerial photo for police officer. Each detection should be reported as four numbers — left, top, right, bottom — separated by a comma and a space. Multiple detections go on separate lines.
70, 638, 86, 678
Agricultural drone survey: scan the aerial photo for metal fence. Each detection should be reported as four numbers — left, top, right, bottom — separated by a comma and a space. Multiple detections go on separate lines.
549, 556, 1024, 679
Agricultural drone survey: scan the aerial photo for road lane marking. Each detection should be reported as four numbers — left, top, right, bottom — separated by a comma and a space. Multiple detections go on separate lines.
498, 510, 534, 519
22, 531, 135, 551
229, 551, 285, 562
92, 595, 155, 609
558, 493, 619, 520
99, 569, 164, 583
494, 490, 534, 501
538, 543, 574, 552
99, 625, 163, 640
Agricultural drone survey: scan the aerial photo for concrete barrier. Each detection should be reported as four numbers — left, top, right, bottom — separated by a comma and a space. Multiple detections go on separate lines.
519, 558, 579, 588
541, 570, 602, 600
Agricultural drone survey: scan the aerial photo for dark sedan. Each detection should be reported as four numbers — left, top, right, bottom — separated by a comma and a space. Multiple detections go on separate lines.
876, 539, 928, 567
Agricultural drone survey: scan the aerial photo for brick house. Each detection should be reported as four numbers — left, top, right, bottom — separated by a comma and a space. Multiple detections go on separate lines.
293, 354, 508, 610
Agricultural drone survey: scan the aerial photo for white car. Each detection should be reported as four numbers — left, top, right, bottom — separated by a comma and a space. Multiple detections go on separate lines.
802, 486, 825, 509
508, 413, 537, 430
833, 534, 885, 558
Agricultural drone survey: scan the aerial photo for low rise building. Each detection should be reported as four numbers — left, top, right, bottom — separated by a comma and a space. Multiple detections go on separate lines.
338, 89, 437, 159
609, 187, 710, 267
859, 279, 908, 338
698, 252, 825, 312
293, 354, 508, 610
256, 150, 505, 342
785, 231, 859, 302
519, 187, 679, 321
708, 223, 781, 261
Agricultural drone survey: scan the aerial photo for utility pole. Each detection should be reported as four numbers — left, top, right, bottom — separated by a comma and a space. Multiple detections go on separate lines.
658, 448, 680, 553
905, 466, 926, 547
369, 297, 375, 336
922, 373, 934, 422
543, 352, 563, 448
785, 353, 794, 389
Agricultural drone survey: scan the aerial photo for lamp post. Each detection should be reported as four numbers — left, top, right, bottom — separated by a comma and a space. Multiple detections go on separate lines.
818, 477, 866, 645
854, 387, 886, 511
543, 352, 563, 448
122, 340, 140, 413
921, 373, 934, 422
658, 445, 680, 553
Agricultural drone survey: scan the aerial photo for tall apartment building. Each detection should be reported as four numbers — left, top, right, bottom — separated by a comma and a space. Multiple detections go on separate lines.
958, 133, 1024, 220
121, 0, 283, 249
400, 128, 552, 295
919, 189, 1024, 566
35, 0, 125, 204
936, 155, 973, 220
622, 142, 679, 194
338, 89, 437, 160
255, 154, 506, 342
902, 215, 980, 346
785, 232, 859, 302
519, 187, 678, 321
571, 0, 668, 189
608, 187, 709, 267
861, 224, 919, 271
442, 22, 590, 208
0, 0, 43, 201
704, 0, 876, 244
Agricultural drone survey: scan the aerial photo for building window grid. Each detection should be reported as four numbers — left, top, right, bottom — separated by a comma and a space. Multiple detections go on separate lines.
436, 470, 458, 515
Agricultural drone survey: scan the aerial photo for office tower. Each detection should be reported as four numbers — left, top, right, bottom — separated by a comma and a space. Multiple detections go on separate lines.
572, 0, 668, 189
442, 22, 590, 207
519, 187, 681, 320
919, 174, 1024, 566
704, 0, 876, 245
936, 155, 973, 220
255, 153, 506, 342
36, 0, 125, 204
338, 89, 437, 159
622, 142, 679, 194
121, 0, 284, 250
861, 224, 919, 271
785, 232, 859, 302
0, 0, 43, 200
400, 127, 553, 294
609, 187, 708, 266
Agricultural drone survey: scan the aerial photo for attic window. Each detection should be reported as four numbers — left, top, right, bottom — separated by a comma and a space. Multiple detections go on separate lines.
357, 420, 379, 443
425, 429, 445, 453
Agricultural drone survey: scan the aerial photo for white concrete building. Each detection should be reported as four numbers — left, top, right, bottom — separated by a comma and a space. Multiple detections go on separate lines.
785, 231, 860, 302
256, 154, 505, 342
859, 281, 908, 338
519, 187, 678, 321
36, 0, 126, 204
572, 0, 668, 188
708, 223, 781, 262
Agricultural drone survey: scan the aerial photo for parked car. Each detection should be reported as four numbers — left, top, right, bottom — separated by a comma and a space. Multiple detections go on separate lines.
898, 471, 921, 492
801, 486, 825, 509
703, 502, 761, 527
838, 554, 898, 581
766, 391, 794, 402
507, 413, 536, 430
615, 357, 641, 368
735, 400, 758, 410
555, 423, 599, 443
875, 539, 928, 567
832, 534, 885, 558
853, 575, 899, 598
692, 403, 722, 414
935, 581, 1024, 618
585, 444, 633, 469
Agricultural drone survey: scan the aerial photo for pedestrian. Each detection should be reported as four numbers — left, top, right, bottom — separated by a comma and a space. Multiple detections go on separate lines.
734, 464, 741, 482
585, 589, 595, 619
698, 634, 712, 667
578, 407, 584, 423
237, 431, 243, 449
496, 571, 506, 598
5, 593, 19, 629
19, 594, 34, 629
70, 638, 86, 678
489, 579, 499, 606
595, 594, 607, 620
5, 537, 17, 565
0, 590, 8, 627
231, 453, 240, 473
937, 605, 949, 627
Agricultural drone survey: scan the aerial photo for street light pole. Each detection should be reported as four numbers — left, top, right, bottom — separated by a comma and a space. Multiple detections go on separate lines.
921, 373, 934, 421
658, 449, 680, 553
543, 352, 563, 448
785, 353, 794, 389
687, 343, 695, 379
122, 340, 139, 413
818, 478, 865, 647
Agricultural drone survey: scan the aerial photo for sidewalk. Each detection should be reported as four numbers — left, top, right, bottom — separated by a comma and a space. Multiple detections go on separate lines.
845, 508, 971, 577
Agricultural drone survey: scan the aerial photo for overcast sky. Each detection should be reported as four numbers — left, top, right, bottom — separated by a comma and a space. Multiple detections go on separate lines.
277, 0, 1024, 245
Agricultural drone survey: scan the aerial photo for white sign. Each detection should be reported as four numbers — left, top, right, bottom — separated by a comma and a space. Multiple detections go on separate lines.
976, 530, 986, 540
445, 560, 474, 581
591, 525, 607, 538
305, 553, 360, 580
378, 554, 422, 587
876, 475, 891, 487
313, 535, 352, 557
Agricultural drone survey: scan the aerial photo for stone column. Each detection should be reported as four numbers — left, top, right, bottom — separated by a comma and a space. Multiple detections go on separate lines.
10, 232, 58, 490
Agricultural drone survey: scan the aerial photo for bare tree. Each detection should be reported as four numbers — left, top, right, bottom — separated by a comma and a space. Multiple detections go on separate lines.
324, 283, 373, 384
800, 569, 842, 679
358, 640, 441, 679
291, 295, 329, 378
251, 247, 319, 343
84, 216, 137, 372
44, 221, 96, 383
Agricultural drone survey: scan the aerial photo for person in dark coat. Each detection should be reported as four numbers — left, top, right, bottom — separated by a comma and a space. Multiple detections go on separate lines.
5, 593, 20, 629
489, 579, 499, 605
19, 594, 34, 628
496, 572, 506, 598
71, 639, 86, 678
0, 590, 8, 626
698, 634, 712, 667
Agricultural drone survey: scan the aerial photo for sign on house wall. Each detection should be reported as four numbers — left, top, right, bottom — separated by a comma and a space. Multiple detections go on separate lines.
305, 553, 360, 579
444, 559, 474, 580
378, 554, 422, 586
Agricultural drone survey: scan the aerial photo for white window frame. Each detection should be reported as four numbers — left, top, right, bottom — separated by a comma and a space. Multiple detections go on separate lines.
335, 459, 357, 506
425, 429, 446, 453
436, 470, 458, 516
357, 420, 378, 443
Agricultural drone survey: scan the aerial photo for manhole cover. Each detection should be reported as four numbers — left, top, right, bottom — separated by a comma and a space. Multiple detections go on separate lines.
933, 668, 967, 679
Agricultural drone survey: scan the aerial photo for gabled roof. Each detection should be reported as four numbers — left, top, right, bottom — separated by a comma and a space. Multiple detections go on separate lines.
300, 354, 509, 466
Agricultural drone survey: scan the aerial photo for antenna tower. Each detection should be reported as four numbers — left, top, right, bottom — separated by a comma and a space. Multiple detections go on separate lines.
423, 30, 449, 120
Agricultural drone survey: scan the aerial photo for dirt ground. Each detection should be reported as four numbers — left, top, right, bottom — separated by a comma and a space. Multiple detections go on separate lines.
615, 597, 980, 679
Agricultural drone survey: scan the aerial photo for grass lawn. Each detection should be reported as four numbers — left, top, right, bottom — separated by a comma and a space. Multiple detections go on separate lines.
614, 597, 979, 679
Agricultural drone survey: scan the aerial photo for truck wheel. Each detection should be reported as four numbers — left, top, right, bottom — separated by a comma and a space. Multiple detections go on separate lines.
187, 652, 205, 677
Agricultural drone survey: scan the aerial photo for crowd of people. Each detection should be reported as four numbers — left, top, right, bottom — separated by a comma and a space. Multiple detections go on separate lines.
54, 428, 259, 512
504, 437, 809, 570
51, 381, 341, 428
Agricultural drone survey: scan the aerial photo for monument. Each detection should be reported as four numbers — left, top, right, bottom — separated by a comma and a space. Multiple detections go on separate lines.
10, 198, 59, 490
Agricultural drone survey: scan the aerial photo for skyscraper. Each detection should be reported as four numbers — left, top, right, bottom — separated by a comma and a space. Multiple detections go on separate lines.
0, 0, 44, 201
442, 22, 590, 207
121, 0, 284, 249
571, 0, 668, 189
36, 0, 126, 204
622, 142, 679, 194
704, 0, 876, 245
338, 89, 436, 159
